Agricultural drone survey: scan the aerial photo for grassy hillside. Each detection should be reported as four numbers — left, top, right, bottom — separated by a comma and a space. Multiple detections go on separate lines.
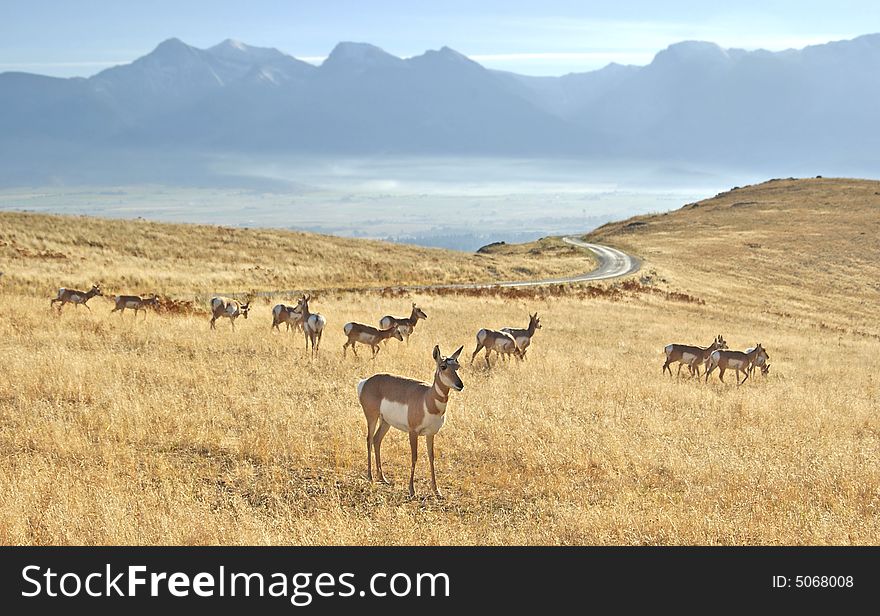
0, 212, 594, 298
0, 179, 878, 545
587, 177, 880, 337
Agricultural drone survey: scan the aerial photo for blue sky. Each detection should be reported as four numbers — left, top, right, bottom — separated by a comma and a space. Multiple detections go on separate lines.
2, 1, 878, 76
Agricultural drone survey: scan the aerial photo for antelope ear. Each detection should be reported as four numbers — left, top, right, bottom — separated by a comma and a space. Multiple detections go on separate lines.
450, 346, 464, 360
432, 345, 442, 363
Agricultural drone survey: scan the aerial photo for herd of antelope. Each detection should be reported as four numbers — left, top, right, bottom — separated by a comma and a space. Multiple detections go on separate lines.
47, 282, 773, 497
663, 334, 771, 384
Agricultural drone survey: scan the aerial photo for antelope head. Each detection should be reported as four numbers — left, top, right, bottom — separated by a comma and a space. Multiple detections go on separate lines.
713, 334, 728, 351
391, 326, 404, 343
434, 345, 464, 392
761, 363, 771, 376
413, 303, 428, 321
91, 284, 103, 297
531, 312, 542, 330
754, 343, 769, 365
240, 302, 250, 319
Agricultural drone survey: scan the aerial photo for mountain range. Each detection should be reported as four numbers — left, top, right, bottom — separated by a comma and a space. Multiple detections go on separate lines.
2, 34, 880, 185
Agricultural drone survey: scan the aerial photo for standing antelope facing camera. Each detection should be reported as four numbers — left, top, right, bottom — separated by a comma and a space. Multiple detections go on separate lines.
471, 328, 523, 368
501, 312, 541, 358
343, 322, 404, 358
379, 303, 428, 345
358, 344, 464, 498
110, 294, 159, 319
662, 334, 727, 377
50, 284, 102, 311
209, 297, 250, 330
705, 344, 769, 385
298, 294, 326, 356
271, 303, 303, 332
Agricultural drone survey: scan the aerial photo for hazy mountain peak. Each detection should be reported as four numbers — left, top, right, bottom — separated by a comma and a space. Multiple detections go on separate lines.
323, 42, 403, 69
215, 38, 247, 51
651, 40, 730, 68
438, 46, 468, 59
407, 46, 482, 74
149, 37, 198, 60
207, 38, 287, 63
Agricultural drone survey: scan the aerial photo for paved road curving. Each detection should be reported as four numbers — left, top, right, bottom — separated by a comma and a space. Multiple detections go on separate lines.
216, 237, 639, 300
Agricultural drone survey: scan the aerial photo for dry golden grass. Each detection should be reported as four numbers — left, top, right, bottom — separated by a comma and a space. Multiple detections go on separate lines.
0, 212, 593, 298
0, 178, 878, 545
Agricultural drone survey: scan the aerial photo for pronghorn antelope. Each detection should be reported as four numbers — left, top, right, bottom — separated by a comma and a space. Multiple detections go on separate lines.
705, 344, 770, 385
745, 346, 772, 377
501, 312, 541, 358
209, 297, 250, 330
471, 328, 523, 368
50, 284, 102, 311
110, 294, 159, 319
271, 303, 303, 332
662, 334, 727, 377
379, 303, 428, 344
343, 322, 404, 358
358, 344, 464, 497
297, 294, 326, 356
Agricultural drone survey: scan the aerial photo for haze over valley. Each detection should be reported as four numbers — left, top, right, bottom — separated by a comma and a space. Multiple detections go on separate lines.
2, 33, 877, 247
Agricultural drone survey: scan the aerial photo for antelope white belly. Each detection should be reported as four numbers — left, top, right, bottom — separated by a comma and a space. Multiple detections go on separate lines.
70, 294, 82, 302
492, 340, 511, 352
356, 332, 375, 344
379, 399, 411, 432
124, 300, 140, 309
729, 358, 747, 370
516, 336, 530, 350
417, 410, 446, 436
681, 352, 698, 363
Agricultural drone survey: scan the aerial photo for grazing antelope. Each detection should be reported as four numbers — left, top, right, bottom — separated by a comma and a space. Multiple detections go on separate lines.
358, 344, 464, 497
501, 312, 541, 358
379, 303, 428, 345
297, 294, 326, 356
209, 297, 250, 330
110, 294, 159, 319
471, 328, 523, 368
662, 334, 727, 378
50, 284, 102, 311
705, 344, 770, 385
271, 303, 303, 332
745, 346, 772, 377
343, 322, 404, 358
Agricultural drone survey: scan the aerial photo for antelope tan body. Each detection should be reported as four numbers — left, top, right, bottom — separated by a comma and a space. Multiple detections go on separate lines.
51, 284, 102, 311
111, 294, 159, 319
501, 312, 541, 358
271, 303, 302, 332
705, 344, 770, 385
471, 328, 522, 368
358, 345, 464, 497
379, 303, 427, 344
297, 294, 326, 356
210, 297, 249, 330
343, 322, 403, 358
662, 335, 727, 377
745, 346, 771, 377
